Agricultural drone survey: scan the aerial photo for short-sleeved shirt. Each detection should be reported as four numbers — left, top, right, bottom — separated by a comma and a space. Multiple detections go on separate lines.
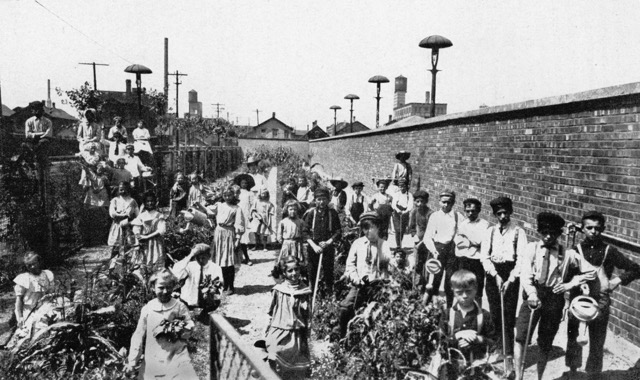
14, 270, 54, 307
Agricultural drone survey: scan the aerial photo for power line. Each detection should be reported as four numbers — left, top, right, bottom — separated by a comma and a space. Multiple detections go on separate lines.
33, 0, 132, 64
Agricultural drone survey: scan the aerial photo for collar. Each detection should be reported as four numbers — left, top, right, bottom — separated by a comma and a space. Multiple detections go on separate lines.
273, 281, 311, 296
150, 298, 179, 312
452, 300, 480, 314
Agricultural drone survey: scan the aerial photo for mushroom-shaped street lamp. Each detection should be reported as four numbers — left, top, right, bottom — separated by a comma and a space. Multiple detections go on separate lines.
330, 105, 341, 133
344, 94, 359, 133
418, 35, 452, 117
368, 75, 389, 128
124, 64, 153, 118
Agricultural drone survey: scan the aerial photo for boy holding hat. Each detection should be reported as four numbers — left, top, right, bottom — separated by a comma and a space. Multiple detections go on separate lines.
564, 211, 640, 377
514, 212, 596, 380
346, 181, 367, 224
479, 196, 527, 374
335, 211, 395, 337
421, 189, 464, 307
302, 187, 341, 294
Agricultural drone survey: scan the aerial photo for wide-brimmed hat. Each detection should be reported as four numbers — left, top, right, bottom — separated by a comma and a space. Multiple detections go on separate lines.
570, 295, 599, 322
352, 181, 364, 189
395, 151, 411, 161
425, 259, 442, 274
233, 173, 255, 189
330, 177, 348, 189
246, 156, 261, 165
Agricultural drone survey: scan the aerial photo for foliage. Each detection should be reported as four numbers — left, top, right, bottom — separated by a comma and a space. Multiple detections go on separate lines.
163, 218, 216, 264
56, 82, 103, 116
156, 115, 233, 140
0, 252, 153, 380
245, 145, 308, 180
311, 268, 443, 380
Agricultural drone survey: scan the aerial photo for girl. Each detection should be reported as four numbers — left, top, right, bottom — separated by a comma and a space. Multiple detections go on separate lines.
187, 172, 206, 208
127, 269, 198, 380
107, 116, 128, 161
12, 252, 54, 331
265, 256, 311, 379
108, 181, 140, 256
206, 186, 245, 294
132, 120, 153, 167
277, 201, 304, 262
132, 191, 166, 269
169, 172, 189, 219
368, 178, 393, 211
78, 142, 101, 189
77, 108, 101, 153
172, 243, 224, 323
252, 188, 275, 252
295, 174, 313, 212
237, 177, 255, 265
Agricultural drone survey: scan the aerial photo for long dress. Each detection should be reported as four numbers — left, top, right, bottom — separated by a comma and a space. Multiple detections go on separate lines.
188, 183, 206, 207
77, 120, 101, 152
265, 280, 312, 377
78, 150, 101, 187
251, 199, 275, 237
108, 196, 139, 247
238, 189, 255, 245
210, 202, 245, 267
277, 217, 303, 261
128, 298, 198, 380
132, 127, 153, 154
131, 210, 166, 268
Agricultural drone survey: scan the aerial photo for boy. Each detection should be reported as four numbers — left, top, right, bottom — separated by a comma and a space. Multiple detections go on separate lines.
368, 178, 393, 211
303, 187, 341, 294
408, 190, 432, 292
453, 198, 490, 306
442, 269, 495, 363
565, 211, 640, 378
479, 197, 527, 375
296, 174, 314, 212
345, 181, 367, 225
421, 190, 464, 307
514, 212, 596, 380
391, 151, 412, 186
23, 101, 52, 166
171, 243, 224, 323
391, 178, 414, 252
335, 212, 395, 337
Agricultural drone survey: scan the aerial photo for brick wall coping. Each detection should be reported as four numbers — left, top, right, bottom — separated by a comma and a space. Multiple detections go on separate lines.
312, 81, 640, 142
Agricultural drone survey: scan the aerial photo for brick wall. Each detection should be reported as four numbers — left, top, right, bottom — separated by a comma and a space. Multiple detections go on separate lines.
310, 82, 640, 345
239, 137, 309, 159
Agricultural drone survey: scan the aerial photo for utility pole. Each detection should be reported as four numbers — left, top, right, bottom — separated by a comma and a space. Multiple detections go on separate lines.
78, 62, 109, 90
211, 103, 225, 120
168, 70, 188, 150
255, 109, 262, 125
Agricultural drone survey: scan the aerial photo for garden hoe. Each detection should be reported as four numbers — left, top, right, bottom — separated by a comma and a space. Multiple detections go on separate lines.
520, 302, 541, 378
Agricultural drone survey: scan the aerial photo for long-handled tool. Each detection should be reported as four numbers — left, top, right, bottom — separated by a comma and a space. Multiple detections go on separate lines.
521, 303, 541, 377
311, 248, 324, 314
500, 284, 508, 374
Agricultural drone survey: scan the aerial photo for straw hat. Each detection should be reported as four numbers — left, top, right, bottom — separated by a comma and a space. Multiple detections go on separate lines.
570, 295, 599, 323
330, 177, 348, 189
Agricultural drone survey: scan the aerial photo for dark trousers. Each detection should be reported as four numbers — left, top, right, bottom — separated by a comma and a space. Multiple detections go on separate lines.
515, 287, 565, 354
430, 241, 457, 307
456, 256, 485, 306
221, 266, 235, 291
485, 262, 519, 356
566, 311, 609, 373
392, 212, 410, 249
307, 245, 334, 294
337, 285, 375, 337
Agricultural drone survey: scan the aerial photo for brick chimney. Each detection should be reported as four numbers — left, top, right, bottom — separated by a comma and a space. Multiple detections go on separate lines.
272, 112, 276, 118
126, 79, 131, 95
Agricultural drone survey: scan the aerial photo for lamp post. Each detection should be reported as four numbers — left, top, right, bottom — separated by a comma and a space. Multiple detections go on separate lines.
329, 105, 341, 134
344, 94, 359, 133
368, 75, 389, 128
124, 64, 153, 118
418, 35, 452, 117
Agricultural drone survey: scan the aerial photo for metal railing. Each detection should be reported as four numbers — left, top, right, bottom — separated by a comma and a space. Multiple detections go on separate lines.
210, 313, 281, 380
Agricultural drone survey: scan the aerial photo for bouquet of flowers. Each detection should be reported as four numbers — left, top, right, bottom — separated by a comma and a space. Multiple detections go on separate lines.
152, 317, 189, 342
199, 275, 222, 300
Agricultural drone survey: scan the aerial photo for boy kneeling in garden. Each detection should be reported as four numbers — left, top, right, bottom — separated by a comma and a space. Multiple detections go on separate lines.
334, 211, 395, 338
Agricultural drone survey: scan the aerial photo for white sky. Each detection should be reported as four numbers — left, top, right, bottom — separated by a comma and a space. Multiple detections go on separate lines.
1, 0, 639, 131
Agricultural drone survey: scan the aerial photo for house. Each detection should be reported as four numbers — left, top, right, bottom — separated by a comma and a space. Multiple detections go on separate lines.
326, 120, 370, 136
246, 112, 294, 139
303, 125, 329, 140
392, 75, 447, 122
8, 102, 78, 137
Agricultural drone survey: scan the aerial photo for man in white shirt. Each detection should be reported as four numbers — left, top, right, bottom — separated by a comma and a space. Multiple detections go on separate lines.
453, 198, 490, 305
421, 190, 465, 307
23, 101, 53, 165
